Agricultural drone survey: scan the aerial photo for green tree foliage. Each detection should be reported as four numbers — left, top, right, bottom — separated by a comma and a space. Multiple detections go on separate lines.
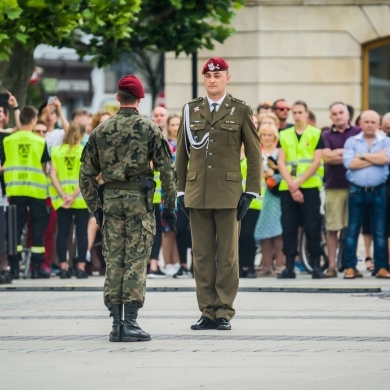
0, 0, 244, 107
0, 0, 140, 105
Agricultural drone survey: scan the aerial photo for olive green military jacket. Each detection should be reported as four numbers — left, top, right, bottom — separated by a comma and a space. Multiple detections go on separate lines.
176, 94, 261, 209
80, 107, 176, 212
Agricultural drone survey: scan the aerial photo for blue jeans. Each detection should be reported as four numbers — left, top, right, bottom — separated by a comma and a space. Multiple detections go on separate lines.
344, 184, 387, 271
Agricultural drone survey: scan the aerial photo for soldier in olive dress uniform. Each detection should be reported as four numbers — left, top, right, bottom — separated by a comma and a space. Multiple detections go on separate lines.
175, 58, 261, 330
80, 75, 177, 342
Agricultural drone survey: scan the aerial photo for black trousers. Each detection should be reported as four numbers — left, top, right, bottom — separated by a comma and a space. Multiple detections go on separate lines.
280, 188, 321, 259
56, 208, 89, 263
9, 196, 49, 263
239, 208, 260, 269
176, 206, 192, 265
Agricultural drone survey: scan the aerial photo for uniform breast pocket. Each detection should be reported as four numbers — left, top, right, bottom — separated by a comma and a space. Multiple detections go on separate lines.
220, 123, 240, 146
190, 123, 206, 141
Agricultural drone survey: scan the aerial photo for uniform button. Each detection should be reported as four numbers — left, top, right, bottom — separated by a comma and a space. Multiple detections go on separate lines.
208, 165, 212, 169
211, 127, 214, 130
210, 139, 214, 143
209, 152, 213, 156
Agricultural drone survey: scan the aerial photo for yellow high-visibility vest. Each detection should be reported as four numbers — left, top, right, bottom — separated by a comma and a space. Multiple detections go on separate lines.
153, 170, 162, 204
240, 157, 263, 210
3, 130, 47, 199
50, 144, 87, 210
279, 125, 323, 191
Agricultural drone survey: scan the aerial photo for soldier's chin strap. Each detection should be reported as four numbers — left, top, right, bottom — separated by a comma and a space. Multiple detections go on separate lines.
184, 103, 209, 157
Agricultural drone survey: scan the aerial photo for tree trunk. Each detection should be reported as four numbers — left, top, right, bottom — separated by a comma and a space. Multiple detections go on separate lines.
131, 50, 164, 112
0, 43, 36, 109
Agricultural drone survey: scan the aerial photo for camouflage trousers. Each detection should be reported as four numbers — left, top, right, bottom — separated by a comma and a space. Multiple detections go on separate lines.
102, 189, 155, 308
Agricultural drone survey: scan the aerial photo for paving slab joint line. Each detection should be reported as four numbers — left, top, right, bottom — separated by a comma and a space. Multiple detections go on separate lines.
0, 283, 384, 293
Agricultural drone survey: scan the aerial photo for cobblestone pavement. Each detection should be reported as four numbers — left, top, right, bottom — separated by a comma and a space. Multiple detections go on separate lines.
1, 290, 389, 390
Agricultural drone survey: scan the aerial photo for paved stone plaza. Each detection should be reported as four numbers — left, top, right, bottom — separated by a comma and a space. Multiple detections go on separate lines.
1, 271, 389, 390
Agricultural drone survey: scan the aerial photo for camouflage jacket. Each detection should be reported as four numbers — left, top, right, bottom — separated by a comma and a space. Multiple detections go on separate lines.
79, 107, 176, 212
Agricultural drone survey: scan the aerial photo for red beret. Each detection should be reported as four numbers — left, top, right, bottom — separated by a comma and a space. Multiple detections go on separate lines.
201, 57, 229, 74
117, 75, 145, 98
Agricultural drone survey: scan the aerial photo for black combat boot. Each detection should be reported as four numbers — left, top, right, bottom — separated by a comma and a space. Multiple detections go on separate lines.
31, 263, 50, 279
277, 256, 296, 279
122, 303, 151, 342
8, 255, 20, 280
312, 258, 325, 279
109, 304, 123, 342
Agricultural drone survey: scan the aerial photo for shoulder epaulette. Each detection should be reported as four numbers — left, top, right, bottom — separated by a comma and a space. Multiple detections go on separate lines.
230, 96, 248, 106
186, 97, 203, 105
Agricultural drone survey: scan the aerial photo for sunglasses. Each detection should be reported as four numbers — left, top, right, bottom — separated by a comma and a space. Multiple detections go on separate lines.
34, 129, 47, 134
275, 107, 290, 112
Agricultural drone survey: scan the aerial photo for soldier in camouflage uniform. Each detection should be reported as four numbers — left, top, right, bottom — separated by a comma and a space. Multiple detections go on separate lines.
79, 75, 177, 342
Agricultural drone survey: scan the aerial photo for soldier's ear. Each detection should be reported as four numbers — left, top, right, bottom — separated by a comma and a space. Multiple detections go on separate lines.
115, 93, 119, 102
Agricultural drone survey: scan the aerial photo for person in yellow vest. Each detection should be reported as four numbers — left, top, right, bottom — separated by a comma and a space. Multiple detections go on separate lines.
277, 100, 325, 279
50, 121, 89, 279
2, 106, 51, 279
146, 170, 167, 278
239, 146, 263, 278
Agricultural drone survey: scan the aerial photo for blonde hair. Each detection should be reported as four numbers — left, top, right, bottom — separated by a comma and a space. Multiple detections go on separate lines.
258, 112, 280, 130
63, 121, 85, 150
258, 123, 279, 143
91, 110, 111, 130
167, 114, 180, 137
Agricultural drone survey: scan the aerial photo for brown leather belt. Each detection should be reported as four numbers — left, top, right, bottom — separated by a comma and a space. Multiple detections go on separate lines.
105, 182, 144, 191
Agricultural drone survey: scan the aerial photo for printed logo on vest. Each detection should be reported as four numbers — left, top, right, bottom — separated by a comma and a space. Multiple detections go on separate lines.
18, 144, 31, 159
64, 156, 75, 170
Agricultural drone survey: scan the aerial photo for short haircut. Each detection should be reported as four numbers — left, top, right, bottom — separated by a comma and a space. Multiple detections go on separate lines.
292, 100, 309, 112
272, 99, 287, 109
117, 90, 137, 105
35, 119, 47, 127
308, 111, 316, 122
258, 123, 279, 142
72, 109, 90, 119
382, 112, 390, 124
329, 101, 348, 111
19, 106, 38, 126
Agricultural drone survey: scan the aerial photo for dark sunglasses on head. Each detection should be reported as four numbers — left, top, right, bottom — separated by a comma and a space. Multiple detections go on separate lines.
33, 129, 47, 134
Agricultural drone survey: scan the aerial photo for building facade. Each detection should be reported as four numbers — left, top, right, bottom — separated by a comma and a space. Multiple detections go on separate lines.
165, 1, 390, 128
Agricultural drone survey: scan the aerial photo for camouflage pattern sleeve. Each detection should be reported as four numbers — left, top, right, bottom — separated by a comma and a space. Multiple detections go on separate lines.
79, 132, 102, 212
151, 125, 177, 209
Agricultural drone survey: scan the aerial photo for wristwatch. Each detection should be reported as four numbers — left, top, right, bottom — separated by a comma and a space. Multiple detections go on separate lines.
360, 154, 365, 160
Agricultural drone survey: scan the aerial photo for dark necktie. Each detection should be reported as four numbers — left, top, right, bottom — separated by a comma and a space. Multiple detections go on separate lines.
211, 103, 218, 119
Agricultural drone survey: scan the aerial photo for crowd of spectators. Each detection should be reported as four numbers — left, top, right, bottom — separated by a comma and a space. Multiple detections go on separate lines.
1, 90, 390, 284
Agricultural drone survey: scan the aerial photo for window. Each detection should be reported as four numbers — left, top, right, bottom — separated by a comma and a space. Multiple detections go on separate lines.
362, 37, 390, 114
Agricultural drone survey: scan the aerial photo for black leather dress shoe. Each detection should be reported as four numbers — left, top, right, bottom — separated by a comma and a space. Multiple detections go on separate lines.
216, 318, 231, 330
277, 268, 296, 279
190, 316, 217, 330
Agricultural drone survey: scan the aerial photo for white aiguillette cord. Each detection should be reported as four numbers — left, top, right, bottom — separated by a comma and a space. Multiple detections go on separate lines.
184, 103, 209, 157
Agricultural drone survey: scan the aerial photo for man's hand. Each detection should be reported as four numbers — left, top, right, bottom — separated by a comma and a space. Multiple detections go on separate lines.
288, 179, 301, 193
6, 91, 18, 108
162, 208, 177, 233
177, 195, 189, 219
290, 189, 304, 203
94, 209, 104, 229
237, 193, 256, 221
